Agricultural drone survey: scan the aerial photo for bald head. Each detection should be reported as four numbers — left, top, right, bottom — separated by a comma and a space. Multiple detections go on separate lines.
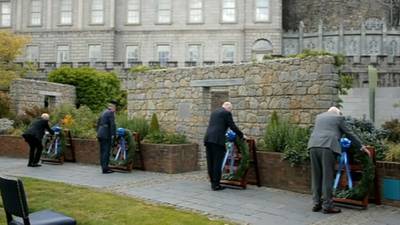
328, 106, 341, 115
222, 102, 232, 112
41, 113, 49, 120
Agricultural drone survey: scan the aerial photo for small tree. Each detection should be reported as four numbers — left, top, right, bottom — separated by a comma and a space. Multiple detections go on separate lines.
149, 113, 160, 134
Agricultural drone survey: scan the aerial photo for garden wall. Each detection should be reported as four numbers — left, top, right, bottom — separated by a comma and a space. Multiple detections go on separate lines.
9, 79, 76, 115
126, 56, 340, 167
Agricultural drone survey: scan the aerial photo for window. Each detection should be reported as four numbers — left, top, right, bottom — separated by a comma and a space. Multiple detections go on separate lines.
255, 0, 269, 22
187, 44, 201, 62
0, 2, 11, 27
126, 45, 139, 63
222, 44, 235, 62
157, 45, 171, 66
30, 0, 42, 26
222, 0, 235, 23
127, 0, 140, 24
188, 0, 202, 23
60, 0, 72, 25
91, 0, 104, 24
57, 45, 70, 63
26, 45, 40, 62
88, 45, 102, 62
157, 0, 171, 24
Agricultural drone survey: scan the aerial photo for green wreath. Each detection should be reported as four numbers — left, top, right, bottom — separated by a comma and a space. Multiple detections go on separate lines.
333, 150, 375, 200
41, 132, 66, 160
109, 129, 137, 166
222, 137, 250, 180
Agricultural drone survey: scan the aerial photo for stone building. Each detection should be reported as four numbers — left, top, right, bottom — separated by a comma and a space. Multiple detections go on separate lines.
1, 0, 282, 67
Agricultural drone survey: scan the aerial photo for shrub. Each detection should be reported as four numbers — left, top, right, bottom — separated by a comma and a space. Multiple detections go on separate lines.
149, 113, 160, 134
385, 143, 400, 162
283, 126, 311, 166
263, 111, 291, 152
129, 65, 151, 73
116, 112, 149, 139
382, 119, 400, 143
345, 117, 389, 160
0, 118, 13, 134
0, 92, 11, 118
48, 67, 122, 112
144, 131, 188, 144
51, 104, 97, 139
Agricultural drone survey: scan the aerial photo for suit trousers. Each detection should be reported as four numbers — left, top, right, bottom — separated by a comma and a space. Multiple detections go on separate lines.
23, 134, 43, 165
98, 138, 112, 172
310, 147, 336, 209
205, 142, 226, 188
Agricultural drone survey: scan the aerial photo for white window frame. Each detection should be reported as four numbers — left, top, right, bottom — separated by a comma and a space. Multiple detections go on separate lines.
156, 44, 171, 66
0, 1, 11, 27
26, 45, 40, 62
221, 0, 236, 23
30, 0, 42, 26
90, 0, 104, 24
221, 44, 236, 62
187, 44, 202, 62
255, 0, 269, 22
59, 0, 72, 25
125, 45, 140, 63
157, 0, 171, 24
57, 45, 70, 63
88, 44, 102, 62
188, 0, 203, 24
126, 0, 140, 24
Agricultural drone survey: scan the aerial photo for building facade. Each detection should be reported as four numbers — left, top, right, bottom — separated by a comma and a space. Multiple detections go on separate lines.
1, 0, 282, 67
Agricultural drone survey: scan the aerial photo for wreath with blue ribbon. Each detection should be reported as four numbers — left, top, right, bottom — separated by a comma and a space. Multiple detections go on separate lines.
109, 128, 137, 166
222, 130, 250, 180
42, 126, 65, 160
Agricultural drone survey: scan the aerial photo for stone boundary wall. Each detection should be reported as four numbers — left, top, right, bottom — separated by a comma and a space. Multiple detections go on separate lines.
126, 56, 339, 167
9, 79, 76, 114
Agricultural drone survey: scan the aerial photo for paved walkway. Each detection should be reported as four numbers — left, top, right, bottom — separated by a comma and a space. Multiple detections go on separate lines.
0, 157, 399, 225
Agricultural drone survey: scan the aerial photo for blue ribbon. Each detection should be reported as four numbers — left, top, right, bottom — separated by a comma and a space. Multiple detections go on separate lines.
221, 130, 237, 173
333, 138, 353, 190
114, 134, 127, 161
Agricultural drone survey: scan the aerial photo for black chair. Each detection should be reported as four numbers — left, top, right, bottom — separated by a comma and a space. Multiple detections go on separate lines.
0, 176, 76, 225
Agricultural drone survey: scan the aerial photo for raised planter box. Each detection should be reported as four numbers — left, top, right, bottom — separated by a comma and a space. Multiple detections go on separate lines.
139, 143, 199, 174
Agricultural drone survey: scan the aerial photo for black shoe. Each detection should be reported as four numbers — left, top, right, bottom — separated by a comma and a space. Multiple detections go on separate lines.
212, 185, 225, 191
312, 204, 322, 212
102, 170, 114, 174
27, 164, 34, 167
322, 207, 341, 214
32, 164, 42, 167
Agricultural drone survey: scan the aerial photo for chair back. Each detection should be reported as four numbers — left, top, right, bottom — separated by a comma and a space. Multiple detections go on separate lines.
0, 176, 30, 220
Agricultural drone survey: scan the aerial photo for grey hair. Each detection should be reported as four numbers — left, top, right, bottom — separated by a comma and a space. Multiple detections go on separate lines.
328, 106, 341, 115
41, 113, 50, 120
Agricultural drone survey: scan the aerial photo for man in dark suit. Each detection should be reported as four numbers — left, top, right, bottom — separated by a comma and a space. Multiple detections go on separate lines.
97, 100, 117, 174
308, 107, 367, 214
22, 113, 54, 167
204, 102, 244, 191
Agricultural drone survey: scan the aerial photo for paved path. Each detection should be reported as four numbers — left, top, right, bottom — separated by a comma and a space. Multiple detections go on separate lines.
0, 157, 399, 225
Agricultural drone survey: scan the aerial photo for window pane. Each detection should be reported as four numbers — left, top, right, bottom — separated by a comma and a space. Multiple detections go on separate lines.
31, 13, 41, 25
188, 45, 200, 62
26, 46, 39, 61
2, 3, 10, 14
256, 0, 268, 7
223, 0, 235, 8
126, 46, 139, 62
127, 11, 139, 23
222, 45, 235, 61
32, 0, 41, 12
57, 46, 70, 62
61, 12, 72, 24
159, 0, 171, 10
190, 0, 202, 8
222, 9, 235, 22
89, 45, 102, 61
190, 9, 202, 23
92, 11, 103, 23
256, 8, 268, 21
157, 45, 170, 65
128, 0, 139, 10
2, 15, 10, 26
61, 0, 72, 10
92, 0, 103, 10
158, 10, 170, 23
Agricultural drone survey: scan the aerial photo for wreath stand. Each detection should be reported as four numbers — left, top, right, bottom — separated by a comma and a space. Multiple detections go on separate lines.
109, 132, 143, 172
220, 139, 260, 189
41, 129, 75, 165
333, 146, 381, 209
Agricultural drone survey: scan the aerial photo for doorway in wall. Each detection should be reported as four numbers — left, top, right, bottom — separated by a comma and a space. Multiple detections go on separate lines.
211, 91, 229, 112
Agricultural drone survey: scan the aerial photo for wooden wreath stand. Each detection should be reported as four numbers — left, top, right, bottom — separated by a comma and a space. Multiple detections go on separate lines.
220, 139, 261, 189
333, 146, 381, 209
109, 132, 143, 172
41, 129, 75, 165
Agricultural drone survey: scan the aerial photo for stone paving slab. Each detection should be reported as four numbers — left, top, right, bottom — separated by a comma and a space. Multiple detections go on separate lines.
1, 157, 399, 225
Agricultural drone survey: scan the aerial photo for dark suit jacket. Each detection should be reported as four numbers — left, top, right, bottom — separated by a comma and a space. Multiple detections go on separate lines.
204, 107, 244, 147
307, 111, 362, 154
96, 109, 116, 140
23, 118, 54, 141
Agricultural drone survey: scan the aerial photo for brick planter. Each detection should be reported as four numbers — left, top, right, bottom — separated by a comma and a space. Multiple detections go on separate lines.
377, 161, 400, 207
139, 143, 199, 174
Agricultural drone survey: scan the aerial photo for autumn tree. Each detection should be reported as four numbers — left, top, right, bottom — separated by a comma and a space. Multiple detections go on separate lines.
0, 30, 30, 90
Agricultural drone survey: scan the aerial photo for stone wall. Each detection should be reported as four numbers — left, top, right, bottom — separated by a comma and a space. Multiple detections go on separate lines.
9, 79, 76, 114
126, 56, 340, 167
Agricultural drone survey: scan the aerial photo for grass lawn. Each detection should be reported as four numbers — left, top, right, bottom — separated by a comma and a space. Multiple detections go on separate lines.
0, 177, 233, 225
